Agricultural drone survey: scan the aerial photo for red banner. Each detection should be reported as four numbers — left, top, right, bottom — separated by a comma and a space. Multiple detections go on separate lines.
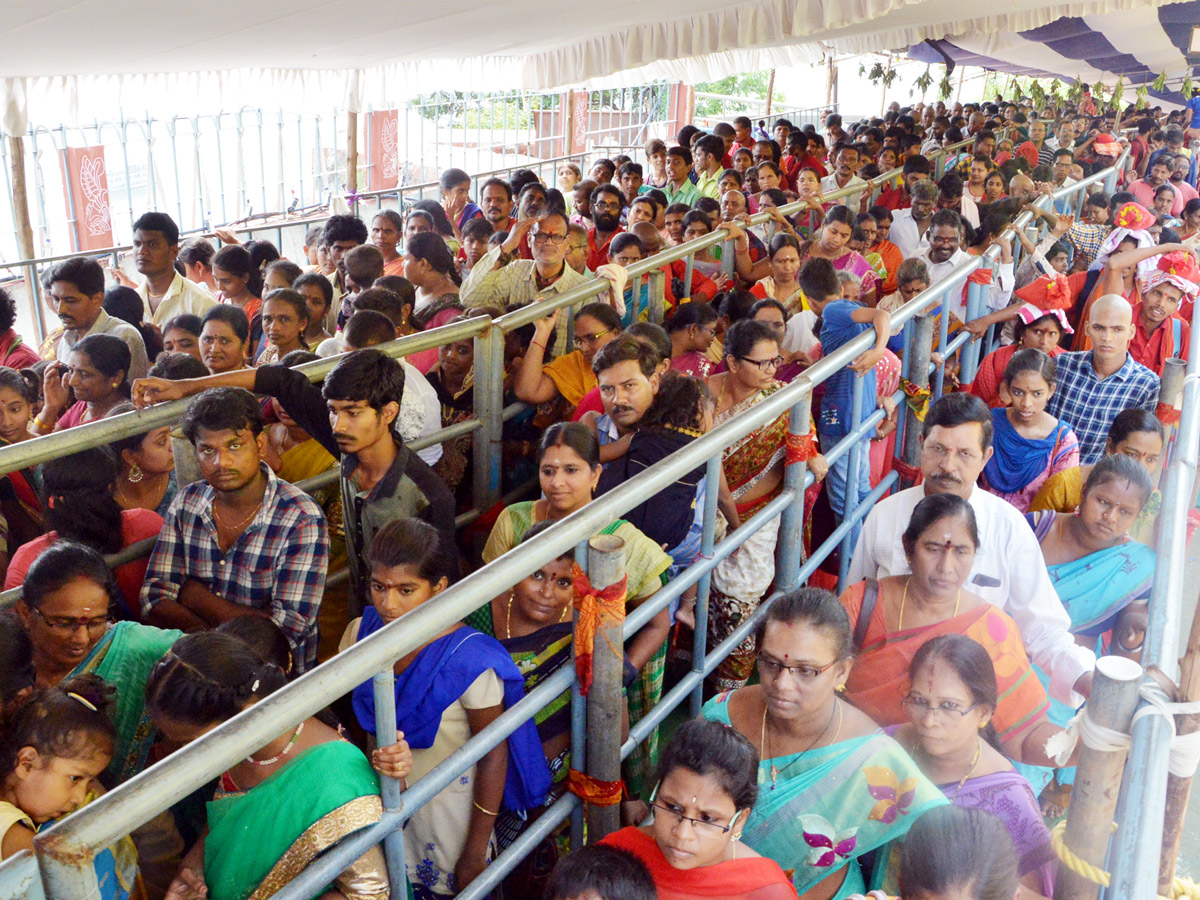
59, 146, 112, 251
367, 110, 399, 191
569, 91, 589, 155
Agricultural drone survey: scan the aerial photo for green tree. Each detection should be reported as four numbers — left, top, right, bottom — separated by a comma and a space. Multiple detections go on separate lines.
694, 72, 786, 117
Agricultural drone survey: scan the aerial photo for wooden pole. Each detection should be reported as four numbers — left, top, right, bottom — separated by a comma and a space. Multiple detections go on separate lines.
1159, 602, 1200, 892
345, 111, 359, 208
584, 534, 625, 841
1055, 655, 1144, 900
899, 313, 934, 489
765, 69, 776, 117
7, 134, 46, 342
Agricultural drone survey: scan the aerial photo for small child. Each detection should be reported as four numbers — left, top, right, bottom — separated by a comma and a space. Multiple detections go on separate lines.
545, 844, 656, 900
0, 673, 139, 900
809, 259, 890, 552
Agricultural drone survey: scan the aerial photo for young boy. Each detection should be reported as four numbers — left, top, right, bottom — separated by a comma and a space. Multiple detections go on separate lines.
459, 217, 494, 278
546, 844, 655, 900
807, 257, 890, 551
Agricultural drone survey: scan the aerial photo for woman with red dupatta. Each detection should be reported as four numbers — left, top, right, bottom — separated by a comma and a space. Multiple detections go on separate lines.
838, 493, 1064, 768
601, 719, 798, 900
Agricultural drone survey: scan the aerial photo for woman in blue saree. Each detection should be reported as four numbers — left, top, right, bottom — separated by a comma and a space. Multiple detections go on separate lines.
1026, 453, 1156, 649
702, 589, 945, 900
342, 518, 550, 900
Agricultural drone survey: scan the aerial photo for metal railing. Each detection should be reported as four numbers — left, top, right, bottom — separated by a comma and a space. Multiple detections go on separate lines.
0, 138, 1163, 900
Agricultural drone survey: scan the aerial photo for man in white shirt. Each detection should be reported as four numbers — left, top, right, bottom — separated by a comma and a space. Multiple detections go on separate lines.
913, 208, 1013, 321
132, 212, 216, 326
888, 181, 938, 258
820, 144, 868, 211
46, 257, 150, 380
849, 393, 1095, 705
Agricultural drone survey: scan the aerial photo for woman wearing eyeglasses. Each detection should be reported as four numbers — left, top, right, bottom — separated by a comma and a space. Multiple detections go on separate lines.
889, 635, 1056, 898
14, 541, 181, 784
704, 320, 828, 691
513, 302, 622, 416
701, 588, 943, 900
600, 718, 799, 900
838, 494, 1063, 767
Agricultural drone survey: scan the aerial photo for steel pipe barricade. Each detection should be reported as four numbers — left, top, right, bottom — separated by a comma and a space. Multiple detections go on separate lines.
23, 142, 1143, 900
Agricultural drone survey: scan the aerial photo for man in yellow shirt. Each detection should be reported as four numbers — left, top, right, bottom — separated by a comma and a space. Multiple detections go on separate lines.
692, 134, 727, 200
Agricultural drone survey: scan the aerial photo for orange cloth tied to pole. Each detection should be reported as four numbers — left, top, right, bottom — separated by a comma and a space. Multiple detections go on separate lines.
567, 768, 625, 807
901, 378, 931, 422
572, 562, 627, 697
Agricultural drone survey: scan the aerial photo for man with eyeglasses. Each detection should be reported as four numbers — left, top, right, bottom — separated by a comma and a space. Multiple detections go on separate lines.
462, 210, 595, 353
849, 393, 1095, 707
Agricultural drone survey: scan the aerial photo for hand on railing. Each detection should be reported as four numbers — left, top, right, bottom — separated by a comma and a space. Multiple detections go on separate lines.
132, 376, 187, 407
106, 263, 137, 289
809, 451, 830, 483
370, 730, 413, 785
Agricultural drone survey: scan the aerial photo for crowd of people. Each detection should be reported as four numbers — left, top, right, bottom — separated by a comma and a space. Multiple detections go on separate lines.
0, 89, 1197, 900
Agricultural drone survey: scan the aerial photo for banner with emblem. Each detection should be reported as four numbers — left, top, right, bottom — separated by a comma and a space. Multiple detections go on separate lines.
59, 146, 113, 251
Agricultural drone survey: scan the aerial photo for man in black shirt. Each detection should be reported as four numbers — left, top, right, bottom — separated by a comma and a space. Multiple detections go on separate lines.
133, 348, 456, 597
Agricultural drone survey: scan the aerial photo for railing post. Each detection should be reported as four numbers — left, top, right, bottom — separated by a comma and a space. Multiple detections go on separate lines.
35, 832, 98, 900
690, 454, 721, 717
837, 372, 865, 592
958, 265, 989, 387
1054, 656, 1142, 900
373, 669, 409, 900
646, 268, 666, 324
584, 534, 625, 841
472, 323, 503, 513
775, 381, 812, 593
1160, 601, 1200, 894
899, 313, 934, 489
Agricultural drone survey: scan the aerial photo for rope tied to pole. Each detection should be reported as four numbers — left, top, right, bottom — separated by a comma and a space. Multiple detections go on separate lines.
1049, 821, 1200, 899
1157, 402, 1183, 426
1045, 682, 1200, 778
571, 562, 627, 697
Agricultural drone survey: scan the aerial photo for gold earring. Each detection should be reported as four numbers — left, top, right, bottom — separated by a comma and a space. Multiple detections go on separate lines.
836, 684, 846, 693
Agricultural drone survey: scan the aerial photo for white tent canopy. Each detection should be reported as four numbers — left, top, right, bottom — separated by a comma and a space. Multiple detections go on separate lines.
1, 0, 1194, 132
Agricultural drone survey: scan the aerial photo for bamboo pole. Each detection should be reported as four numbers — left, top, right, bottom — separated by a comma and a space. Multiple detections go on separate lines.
765, 69, 776, 117
7, 134, 46, 341
584, 534, 625, 841
345, 111, 359, 202
1055, 655, 1144, 900
1159, 603, 1200, 892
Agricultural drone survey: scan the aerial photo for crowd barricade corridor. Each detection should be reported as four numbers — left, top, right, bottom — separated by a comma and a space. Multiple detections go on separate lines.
0, 134, 1186, 900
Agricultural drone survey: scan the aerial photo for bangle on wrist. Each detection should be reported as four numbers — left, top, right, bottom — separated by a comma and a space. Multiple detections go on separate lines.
472, 800, 500, 817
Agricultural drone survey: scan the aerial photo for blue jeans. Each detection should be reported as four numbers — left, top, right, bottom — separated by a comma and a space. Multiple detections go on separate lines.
819, 430, 871, 556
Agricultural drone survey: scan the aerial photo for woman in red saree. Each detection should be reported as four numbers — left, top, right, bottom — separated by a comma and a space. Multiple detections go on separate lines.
600, 719, 798, 900
838, 493, 1062, 767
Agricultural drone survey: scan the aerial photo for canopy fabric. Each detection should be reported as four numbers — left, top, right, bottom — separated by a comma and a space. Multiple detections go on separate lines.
1, 0, 1194, 133
906, 1, 1200, 105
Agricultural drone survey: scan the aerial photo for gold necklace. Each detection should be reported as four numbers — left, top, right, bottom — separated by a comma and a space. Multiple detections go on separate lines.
213, 499, 260, 534
502, 593, 569, 640
760, 699, 842, 790
950, 739, 982, 801
898, 578, 960, 632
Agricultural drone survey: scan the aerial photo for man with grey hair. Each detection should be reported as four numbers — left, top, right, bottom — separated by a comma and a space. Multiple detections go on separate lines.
1047, 294, 1160, 463
888, 180, 939, 257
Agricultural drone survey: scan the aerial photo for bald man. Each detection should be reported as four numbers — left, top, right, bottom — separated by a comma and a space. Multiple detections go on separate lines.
1047, 294, 1160, 463
1008, 173, 1036, 204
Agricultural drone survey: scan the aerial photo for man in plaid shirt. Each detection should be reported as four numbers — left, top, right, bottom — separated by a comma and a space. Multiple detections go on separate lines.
140, 387, 329, 670
1047, 295, 1160, 464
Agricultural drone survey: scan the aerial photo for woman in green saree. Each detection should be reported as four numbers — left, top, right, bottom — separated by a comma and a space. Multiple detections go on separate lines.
481, 423, 671, 796
147, 631, 389, 900
13, 541, 181, 783
702, 589, 945, 900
